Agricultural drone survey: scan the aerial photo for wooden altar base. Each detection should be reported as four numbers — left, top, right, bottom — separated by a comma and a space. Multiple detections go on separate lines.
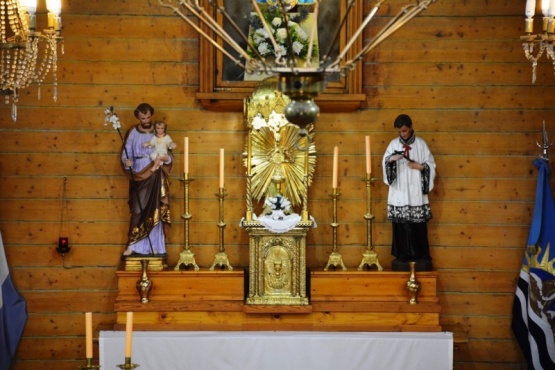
114, 268, 441, 332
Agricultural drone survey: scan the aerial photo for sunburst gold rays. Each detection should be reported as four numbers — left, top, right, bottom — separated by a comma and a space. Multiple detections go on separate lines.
246, 124, 316, 206
524, 243, 555, 275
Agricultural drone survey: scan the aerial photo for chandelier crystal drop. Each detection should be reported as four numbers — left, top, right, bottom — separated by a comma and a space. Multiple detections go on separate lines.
1, 0, 63, 121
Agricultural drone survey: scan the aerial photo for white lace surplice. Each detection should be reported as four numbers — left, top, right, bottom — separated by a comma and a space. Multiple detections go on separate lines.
382, 135, 436, 222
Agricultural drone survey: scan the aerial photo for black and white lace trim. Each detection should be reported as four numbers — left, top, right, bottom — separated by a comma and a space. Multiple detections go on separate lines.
387, 204, 432, 223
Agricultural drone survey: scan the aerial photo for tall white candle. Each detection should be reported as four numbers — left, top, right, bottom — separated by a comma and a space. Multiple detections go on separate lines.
184, 137, 189, 174
365, 136, 371, 174
125, 312, 133, 358
549, 0, 555, 17
219, 148, 225, 188
85, 312, 93, 358
332, 146, 338, 189
526, 0, 536, 18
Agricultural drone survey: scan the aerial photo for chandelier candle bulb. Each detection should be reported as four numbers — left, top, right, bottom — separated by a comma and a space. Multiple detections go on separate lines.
526, 0, 535, 18
526, 0, 535, 33
46, 0, 62, 32
333, 146, 338, 189
219, 149, 225, 189
85, 312, 93, 358
550, 0, 555, 32
21, 0, 37, 12
47, 0, 62, 13
184, 137, 189, 174
543, 0, 551, 16
365, 136, 371, 174
21, 0, 37, 30
125, 312, 133, 358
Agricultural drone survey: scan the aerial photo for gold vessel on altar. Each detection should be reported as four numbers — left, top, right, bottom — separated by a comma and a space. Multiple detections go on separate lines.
242, 78, 315, 306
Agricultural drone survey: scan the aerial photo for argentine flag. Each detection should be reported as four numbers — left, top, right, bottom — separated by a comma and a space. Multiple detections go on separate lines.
0, 232, 27, 370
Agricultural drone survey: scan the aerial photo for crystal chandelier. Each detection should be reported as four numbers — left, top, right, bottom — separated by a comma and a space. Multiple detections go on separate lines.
1, 0, 63, 121
158, 0, 435, 133
522, 0, 555, 83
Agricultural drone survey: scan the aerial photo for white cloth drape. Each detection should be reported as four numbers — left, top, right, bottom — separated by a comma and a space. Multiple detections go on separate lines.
100, 331, 453, 370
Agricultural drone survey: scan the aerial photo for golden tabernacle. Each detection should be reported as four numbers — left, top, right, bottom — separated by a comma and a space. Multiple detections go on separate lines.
242, 78, 316, 306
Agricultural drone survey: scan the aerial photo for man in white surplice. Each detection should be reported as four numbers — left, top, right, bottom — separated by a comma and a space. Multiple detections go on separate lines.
382, 114, 436, 271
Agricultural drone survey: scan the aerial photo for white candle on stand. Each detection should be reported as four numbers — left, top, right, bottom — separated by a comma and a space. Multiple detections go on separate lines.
184, 137, 189, 174
219, 148, 225, 188
365, 136, 371, 174
125, 312, 133, 358
85, 312, 93, 358
332, 146, 338, 189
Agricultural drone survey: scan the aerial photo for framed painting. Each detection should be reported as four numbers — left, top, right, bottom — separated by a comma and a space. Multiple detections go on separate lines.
196, 0, 367, 112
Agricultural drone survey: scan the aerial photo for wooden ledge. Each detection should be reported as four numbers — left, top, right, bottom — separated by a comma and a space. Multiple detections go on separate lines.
196, 92, 367, 113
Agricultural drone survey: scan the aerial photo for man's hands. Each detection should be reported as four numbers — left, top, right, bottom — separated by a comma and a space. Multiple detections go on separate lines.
389, 154, 403, 162
407, 161, 424, 171
389, 153, 424, 171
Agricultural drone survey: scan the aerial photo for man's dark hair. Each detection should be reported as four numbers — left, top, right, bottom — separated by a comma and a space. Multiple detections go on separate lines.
134, 103, 154, 118
394, 114, 413, 129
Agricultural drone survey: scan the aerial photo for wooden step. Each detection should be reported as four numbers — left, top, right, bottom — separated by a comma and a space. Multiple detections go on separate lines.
114, 267, 441, 332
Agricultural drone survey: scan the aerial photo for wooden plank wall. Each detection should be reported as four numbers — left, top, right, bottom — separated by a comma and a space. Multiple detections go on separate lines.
0, 0, 551, 368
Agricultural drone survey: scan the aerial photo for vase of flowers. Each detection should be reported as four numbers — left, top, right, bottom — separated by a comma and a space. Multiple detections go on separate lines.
246, 4, 319, 78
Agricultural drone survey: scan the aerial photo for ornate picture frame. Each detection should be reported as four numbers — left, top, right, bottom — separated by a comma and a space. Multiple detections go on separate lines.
196, 0, 367, 112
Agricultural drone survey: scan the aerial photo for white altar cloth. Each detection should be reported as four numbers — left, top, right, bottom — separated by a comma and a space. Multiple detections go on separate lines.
100, 331, 453, 370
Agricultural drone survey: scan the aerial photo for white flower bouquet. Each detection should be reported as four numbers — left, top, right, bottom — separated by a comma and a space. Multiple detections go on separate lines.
247, 6, 318, 61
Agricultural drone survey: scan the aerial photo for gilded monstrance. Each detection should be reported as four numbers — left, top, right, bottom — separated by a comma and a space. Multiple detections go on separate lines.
244, 77, 316, 209
243, 77, 315, 306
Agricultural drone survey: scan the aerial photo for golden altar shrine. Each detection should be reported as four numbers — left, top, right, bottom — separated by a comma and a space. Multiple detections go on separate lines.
242, 220, 312, 306
114, 79, 441, 332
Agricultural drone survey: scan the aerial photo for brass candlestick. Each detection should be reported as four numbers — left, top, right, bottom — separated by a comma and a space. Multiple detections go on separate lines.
79, 357, 100, 369
324, 187, 347, 271
245, 173, 254, 222
136, 259, 152, 303
301, 144, 309, 221
210, 187, 233, 270
358, 173, 383, 271
117, 357, 139, 369
175, 173, 200, 270
245, 110, 254, 222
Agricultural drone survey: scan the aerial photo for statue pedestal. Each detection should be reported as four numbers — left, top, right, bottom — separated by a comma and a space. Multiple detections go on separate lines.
122, 255, 167, 271
243, 220, 313, 306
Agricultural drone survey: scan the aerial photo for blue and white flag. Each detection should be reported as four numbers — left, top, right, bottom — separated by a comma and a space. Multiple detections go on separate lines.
0, 231, 27, 370
512, 159, 555, 369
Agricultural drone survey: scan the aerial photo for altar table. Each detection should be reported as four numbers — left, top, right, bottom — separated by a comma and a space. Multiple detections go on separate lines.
99, 331, 453, 370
